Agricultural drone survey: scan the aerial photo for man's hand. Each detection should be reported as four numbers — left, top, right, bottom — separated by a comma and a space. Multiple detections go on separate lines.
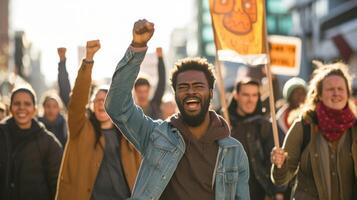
131, 19, 154, 48
57, 47, 66, 62
85, 40, 101, 61
156, 47, 163, 58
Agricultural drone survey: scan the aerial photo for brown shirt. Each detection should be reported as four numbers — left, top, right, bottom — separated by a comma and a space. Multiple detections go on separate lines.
160, 111, 230, 200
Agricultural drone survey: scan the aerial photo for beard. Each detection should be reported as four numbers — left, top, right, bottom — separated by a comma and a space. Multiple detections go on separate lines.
175, 95, 210, 127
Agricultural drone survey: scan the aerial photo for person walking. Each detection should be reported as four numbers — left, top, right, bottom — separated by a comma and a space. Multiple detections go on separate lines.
271, 61, 357, 200
105, 19, 249, 200
0, 86, 63, 200
55, 40, 141, 200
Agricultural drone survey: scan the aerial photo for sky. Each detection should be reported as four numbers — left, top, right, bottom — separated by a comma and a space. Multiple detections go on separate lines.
10, 0, 194, 86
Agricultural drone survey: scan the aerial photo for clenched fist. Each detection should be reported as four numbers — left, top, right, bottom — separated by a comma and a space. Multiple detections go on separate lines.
57, 47, 66, 62
131, 19, 154, 48
85, 40, 101, 61
156, 47, 163, 58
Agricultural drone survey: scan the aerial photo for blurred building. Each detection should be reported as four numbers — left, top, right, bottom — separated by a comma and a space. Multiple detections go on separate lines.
288, 0, 357, 87
0, 0, 9, 71
14, 31, 46, 96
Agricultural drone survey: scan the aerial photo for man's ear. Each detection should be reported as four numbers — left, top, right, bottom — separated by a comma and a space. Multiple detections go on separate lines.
234, 91, 239, 101
209, 89, 213, 99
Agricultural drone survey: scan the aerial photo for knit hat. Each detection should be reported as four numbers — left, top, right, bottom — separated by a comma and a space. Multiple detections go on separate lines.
10, 85, 37, 106
283, 77, 307, 100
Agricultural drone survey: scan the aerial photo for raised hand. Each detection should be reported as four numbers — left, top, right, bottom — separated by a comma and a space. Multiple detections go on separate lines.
156, 47, 163, 58
85, 40, 101, 61
131, 19, 154, 48
271, 147, 287, 168
57, 47, 66, 62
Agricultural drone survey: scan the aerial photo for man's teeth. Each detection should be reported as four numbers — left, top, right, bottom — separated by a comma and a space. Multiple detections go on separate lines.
186, 99, 199, 103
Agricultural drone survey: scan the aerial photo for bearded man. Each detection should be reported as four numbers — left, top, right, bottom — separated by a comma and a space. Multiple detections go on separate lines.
105, 19, 249, 200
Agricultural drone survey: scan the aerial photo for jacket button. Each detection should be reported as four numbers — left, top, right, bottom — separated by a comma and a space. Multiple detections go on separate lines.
10, 183, 15, 188
162, 176, 166, 180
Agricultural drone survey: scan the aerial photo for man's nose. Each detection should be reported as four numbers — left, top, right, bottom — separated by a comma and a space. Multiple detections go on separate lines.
187, 87, 196, 94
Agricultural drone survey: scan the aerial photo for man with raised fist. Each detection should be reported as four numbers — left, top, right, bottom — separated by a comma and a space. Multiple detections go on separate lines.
56, 40, 141, 200
105, 19, 249, 200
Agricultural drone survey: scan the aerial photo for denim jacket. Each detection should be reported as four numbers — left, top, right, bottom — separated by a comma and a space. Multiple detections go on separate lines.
105, 47, 250, 200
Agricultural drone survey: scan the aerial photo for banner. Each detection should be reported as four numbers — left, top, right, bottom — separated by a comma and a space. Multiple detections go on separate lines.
210, 0, 268, 65
268, 35, 302, 76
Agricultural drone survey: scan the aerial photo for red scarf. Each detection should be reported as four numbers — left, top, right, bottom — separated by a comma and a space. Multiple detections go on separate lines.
316, 102, 355, 142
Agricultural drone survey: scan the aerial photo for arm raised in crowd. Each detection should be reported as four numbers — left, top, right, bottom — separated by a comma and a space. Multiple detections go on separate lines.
67, 40, 100, 139
57, 47, 71, 108
105, 19, 160, 153
151, 47, 166, 109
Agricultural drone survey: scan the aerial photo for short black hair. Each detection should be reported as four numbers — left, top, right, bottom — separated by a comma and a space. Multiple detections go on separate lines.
170, 57, 216, 91
235, 78, 260, 93
134, 77, 150, 89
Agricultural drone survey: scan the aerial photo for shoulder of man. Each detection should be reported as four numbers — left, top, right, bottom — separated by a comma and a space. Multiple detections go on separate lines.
217, 136, 243, 149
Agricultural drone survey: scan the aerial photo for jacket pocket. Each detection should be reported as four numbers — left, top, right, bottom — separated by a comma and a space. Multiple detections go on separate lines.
146, 134, 176, 168
224, 170, 239, 200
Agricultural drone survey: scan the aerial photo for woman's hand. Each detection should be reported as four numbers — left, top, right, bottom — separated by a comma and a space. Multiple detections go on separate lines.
271, 147, 287, 168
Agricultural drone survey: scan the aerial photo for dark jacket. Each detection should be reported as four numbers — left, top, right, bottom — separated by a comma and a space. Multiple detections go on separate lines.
228, 97, 278, 198
38, 114, 67, 146
0, 118, 63, 200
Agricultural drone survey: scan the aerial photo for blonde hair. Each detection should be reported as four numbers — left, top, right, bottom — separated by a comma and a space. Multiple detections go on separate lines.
303, 60, 356, 117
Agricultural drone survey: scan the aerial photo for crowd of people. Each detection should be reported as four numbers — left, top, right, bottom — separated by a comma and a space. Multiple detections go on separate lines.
0, 19, 356, 200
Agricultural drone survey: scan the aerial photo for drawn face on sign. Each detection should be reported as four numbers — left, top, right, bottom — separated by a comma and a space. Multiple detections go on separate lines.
213, 0, 257, 35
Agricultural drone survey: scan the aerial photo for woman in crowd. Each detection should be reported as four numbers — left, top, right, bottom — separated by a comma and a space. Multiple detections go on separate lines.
38, 92, 67, 146
276, 77, 307, 145
55, 40, 141, 200
271, 61, 357, 200
0, 85, 63, 200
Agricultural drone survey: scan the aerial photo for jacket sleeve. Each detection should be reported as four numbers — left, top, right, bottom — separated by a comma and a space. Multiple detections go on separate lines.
150, 56, 166, 108
67, 61, 93, 139
44, 133, 63, 199
105, 46, 161, 155
271, 120, 304, 186
58, 59, 71, 108
259, 120, 280, 195
236, 144, 250, 200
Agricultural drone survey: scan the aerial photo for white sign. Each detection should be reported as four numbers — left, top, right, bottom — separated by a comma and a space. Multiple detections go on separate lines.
268, 35, 302, 76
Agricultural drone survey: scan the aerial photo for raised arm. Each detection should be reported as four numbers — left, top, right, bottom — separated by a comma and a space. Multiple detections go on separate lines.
105, 19, 161, 154
151, 47, 166, 107
67, 40, 100, 139
57, 47, 71, 108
